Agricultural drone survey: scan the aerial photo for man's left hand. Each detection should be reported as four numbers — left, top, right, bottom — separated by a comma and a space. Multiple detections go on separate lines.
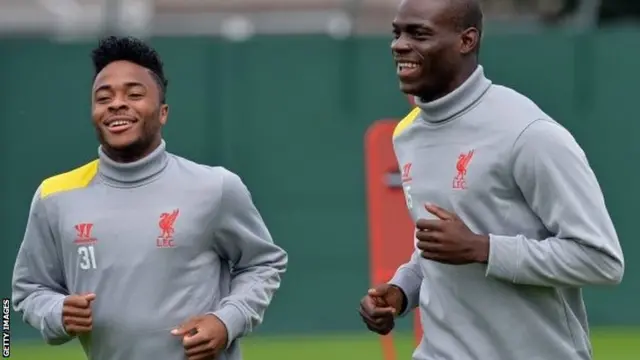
416, 203, 490, 265
171, 314, 228, 360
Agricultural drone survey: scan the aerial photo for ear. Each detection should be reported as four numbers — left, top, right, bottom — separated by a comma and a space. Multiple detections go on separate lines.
159, 104, 169, 125
460, 28, 480, 55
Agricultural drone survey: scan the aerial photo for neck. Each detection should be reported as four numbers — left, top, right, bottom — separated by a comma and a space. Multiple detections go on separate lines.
414, 64, 492, 123
420, 62, 478, 103
102, 137, 162, 163
98, 140, 169, 186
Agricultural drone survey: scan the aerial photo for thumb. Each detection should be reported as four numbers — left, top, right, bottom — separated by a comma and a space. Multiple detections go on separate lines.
368, 285, 389, 297
171, 318, 200, 336
83, 293, 96, 303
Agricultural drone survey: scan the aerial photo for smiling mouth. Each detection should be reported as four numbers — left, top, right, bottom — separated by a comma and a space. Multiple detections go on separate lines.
107, 120, 134, 128
104, 118, 137, 133
396, 61, 421, 78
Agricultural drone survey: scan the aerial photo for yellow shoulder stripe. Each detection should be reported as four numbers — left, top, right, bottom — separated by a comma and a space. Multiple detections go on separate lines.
40, 160, 99, 199
393, 107, 421, 138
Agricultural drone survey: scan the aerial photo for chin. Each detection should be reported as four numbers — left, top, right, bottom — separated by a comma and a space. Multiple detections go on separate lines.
399, 82, 422, 97
103, 136, 140, 151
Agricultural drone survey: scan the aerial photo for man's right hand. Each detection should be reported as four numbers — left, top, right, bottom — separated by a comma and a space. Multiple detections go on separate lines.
359, 284, 406, 335
62, 293, 96, 335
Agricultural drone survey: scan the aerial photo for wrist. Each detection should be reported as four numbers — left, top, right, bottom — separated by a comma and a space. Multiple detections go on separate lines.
473, 235, 490, 264
388, 285, 407, 314
208, 304, 246, 348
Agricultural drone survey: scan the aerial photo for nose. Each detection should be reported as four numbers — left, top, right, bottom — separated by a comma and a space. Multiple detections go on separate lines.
107, 95, 128, 112
391, 34, 411, 54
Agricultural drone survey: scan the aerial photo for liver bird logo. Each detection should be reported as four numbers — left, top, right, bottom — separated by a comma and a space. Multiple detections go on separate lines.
455, 150, 475, 180
158, 209, 180, 239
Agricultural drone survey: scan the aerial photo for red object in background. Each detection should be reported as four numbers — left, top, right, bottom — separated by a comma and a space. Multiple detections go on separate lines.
364, 118, 422, 360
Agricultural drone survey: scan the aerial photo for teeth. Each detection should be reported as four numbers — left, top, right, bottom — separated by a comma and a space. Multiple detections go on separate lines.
398, 62, 418, 70
108, 120, 132, 128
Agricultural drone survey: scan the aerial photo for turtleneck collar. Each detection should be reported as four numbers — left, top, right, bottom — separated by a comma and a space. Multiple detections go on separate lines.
414, 65, 492, 123
98, 140, 169, 186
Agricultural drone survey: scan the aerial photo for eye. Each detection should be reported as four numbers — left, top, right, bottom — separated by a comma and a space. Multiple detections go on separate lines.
412, 31, 430, 40
129, 93, 144, 99
95, 96, 110, 103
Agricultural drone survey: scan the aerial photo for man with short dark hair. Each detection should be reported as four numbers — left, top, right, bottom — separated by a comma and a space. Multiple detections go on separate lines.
359, 0, 624, 359
12, 36, 288, 360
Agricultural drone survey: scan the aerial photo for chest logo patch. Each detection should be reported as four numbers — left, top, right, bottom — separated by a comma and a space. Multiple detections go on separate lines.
453, 149, 475, 190
74, 223, 98, 270
157, 209, 180, 248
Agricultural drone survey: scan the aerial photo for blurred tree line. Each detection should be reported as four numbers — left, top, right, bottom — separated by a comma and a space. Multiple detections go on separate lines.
482, 0, 640, 26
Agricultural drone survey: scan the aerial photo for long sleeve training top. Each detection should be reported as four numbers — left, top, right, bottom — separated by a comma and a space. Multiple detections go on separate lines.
12, 140, 288, 360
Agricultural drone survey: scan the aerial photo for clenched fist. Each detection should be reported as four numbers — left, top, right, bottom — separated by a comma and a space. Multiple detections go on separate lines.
62, 293, 96, 335
359, 284, 406, 335
416, 203, 489, 265
172, 314, 229, 360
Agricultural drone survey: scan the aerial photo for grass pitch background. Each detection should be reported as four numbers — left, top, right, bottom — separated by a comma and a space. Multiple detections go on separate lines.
7, 329, 639, 359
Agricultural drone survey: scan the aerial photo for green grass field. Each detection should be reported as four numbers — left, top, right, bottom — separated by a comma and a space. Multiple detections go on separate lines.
7, 329, 639, 359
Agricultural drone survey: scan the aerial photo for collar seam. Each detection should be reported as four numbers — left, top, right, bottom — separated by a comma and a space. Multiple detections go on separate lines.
97, 171, 166, 189
419, 85, 491, 127
97, 154, 171, 188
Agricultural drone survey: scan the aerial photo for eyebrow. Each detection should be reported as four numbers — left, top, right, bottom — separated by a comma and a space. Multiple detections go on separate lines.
393, 22, 430, 30
94, 81, 145, 93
